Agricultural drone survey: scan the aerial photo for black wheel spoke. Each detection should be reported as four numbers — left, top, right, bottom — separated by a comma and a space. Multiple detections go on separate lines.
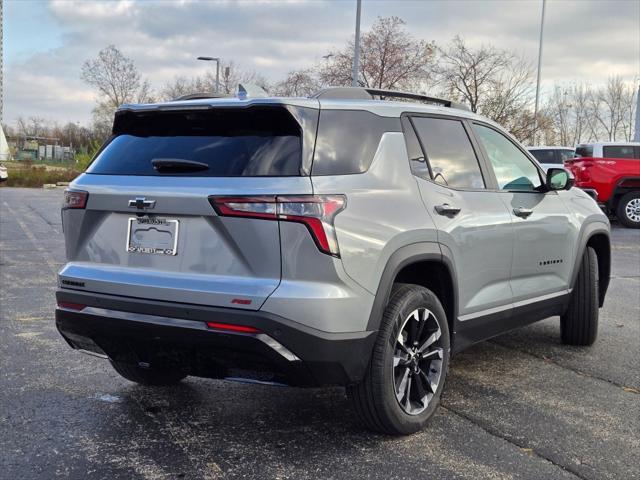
420, 370, 435, 394
403, 374, 412, 408
408, 311, 419, 344
413, 371, 427, 403
415, 309, 427, 345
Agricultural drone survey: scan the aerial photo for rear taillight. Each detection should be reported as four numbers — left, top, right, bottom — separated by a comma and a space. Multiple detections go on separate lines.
63, 189, 88, 209
209, 195, 346, 256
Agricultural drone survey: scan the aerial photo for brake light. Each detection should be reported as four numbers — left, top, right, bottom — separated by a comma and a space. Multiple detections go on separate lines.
63, 189, 88, 209
206, 322, 260, 334
209, 195, 346, 256
57, 301, 86, 311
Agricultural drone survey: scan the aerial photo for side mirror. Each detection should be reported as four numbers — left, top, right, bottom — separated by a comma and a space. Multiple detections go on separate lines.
546, 168, 573, 191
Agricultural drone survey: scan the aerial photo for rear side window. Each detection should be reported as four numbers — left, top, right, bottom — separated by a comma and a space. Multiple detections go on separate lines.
411, 117, 485, 189
603, 145, 639, 159
575, 145, 593, 157
311, 110, 401, 175
558, 150, 575, 162
529, 149, 560, 164
87, 107, 302, 176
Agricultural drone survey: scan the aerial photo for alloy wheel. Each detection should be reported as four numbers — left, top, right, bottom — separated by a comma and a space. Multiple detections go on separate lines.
624, 198, 640, 223
393, 308, 444, 415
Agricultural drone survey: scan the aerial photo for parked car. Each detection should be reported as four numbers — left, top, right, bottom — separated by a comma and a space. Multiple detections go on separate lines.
565, 142, 640, 228
527, 146, 575, 173
56, 87, 611, 435
0, 163, 8, 182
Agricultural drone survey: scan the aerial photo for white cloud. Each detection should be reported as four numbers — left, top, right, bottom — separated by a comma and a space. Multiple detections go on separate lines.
4, 0, 639, 126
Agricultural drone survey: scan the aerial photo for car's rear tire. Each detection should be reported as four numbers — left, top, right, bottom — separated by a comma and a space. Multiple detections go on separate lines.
561, 246, 599, 346
348, 283, 450, 435
110, 360, 187, 386
616, 191, 640, 228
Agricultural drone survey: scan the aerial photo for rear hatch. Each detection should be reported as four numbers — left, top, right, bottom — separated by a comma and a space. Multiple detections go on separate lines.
59, 102, 317, 310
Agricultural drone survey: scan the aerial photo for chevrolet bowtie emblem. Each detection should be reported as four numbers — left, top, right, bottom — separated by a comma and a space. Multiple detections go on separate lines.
128, 197, 156, 210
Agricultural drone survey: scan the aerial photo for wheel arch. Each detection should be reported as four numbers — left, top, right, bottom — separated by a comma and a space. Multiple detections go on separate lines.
572, 224, 611, 308
609, 177, 640, 210
366, 242, 458, 346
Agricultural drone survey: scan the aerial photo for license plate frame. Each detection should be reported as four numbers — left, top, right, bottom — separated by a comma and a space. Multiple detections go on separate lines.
126, 217, 179, 256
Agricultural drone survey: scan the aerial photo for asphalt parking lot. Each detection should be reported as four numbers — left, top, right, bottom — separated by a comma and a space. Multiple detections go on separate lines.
1, 186, 638, 480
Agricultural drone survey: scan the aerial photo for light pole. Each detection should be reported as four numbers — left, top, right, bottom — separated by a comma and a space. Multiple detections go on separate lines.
197, 56, 220, 93
352, 0, 362, 87
532, 0, 546, 145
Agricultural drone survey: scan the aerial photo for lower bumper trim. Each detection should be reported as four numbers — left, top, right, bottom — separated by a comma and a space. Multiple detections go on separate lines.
68, 306, 301, 363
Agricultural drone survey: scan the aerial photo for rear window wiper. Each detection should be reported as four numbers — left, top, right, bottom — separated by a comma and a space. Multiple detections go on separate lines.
151, 158, 210, 172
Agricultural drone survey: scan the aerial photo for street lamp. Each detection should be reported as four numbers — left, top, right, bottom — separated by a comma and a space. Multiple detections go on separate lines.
532, 0, 546, 145
197, 56, 220, 93
351, 0, 362, 87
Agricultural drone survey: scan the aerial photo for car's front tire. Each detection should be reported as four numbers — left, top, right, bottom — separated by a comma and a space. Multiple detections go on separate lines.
561, 246, 599, 345
616, 191, 640, 229
110, 360, 187, 386
348, 284, 450, 435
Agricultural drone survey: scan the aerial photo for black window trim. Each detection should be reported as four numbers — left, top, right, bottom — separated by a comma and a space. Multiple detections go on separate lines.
468, 120, 552, 195
400, 112, 496, 192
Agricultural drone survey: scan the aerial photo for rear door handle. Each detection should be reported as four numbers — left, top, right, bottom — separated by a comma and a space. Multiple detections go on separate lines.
435, 204, 461, 216
513, 207, 533, 218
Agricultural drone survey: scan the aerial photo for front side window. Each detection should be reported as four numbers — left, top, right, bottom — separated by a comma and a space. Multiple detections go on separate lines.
411, 117, 485, 189
473, 124, 542, 192
603, 145, 639, 159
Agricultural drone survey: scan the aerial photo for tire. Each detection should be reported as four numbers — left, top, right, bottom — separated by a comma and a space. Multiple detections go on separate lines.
616, 191, 640, 228
110, 360, 187, 386
561, 246, 599, 346
348, 283, 450, 435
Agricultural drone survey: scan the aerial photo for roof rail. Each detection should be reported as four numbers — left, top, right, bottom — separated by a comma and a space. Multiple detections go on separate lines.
311, 87, 469, 111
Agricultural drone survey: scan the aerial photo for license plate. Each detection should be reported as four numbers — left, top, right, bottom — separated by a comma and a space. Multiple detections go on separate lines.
127, 217, 179, 255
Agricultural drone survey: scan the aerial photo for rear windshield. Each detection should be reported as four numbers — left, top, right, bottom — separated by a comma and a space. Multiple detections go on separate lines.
87, 107, 302, 176
603, 145, 639, 159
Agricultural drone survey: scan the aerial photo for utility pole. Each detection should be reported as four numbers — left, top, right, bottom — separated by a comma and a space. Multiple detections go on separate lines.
532, 0, 546, 145
634, 85, 640, 142
351, 0, 362, 87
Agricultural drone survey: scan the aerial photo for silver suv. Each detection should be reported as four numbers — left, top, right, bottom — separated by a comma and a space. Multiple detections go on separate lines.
56, 87, 611, 435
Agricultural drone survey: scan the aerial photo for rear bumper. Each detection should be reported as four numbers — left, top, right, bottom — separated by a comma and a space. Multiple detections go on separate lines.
55, 289, 376, 387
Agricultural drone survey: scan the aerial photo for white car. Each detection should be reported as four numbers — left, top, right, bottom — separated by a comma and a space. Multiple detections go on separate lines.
527, 146, 575, 173
0, 163, 7, 182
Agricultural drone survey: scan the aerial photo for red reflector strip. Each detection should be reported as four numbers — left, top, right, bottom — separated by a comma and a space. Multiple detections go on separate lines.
57, 302, 86, 311
231, 298, 252, 305
206, 322, 260, 334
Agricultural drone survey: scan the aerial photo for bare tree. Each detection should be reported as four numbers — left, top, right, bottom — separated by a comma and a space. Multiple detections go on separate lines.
272, 69, 321, 97
15, 116, 49, 137
160, 61, 269, 100
81, 45, 154, 139
435, 37, 534, 141
81, 45, 151, 107
318, 16, 435, 91
590, 76, 636, 141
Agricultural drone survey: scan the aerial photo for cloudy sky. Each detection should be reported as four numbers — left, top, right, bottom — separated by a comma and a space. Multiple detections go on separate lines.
4, 0, 639, 126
